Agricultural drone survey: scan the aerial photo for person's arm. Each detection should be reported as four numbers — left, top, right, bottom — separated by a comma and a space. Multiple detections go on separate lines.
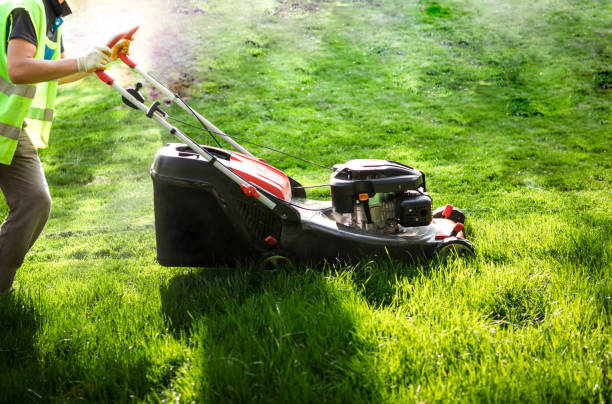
58, 53, 88, 85
7, 38, 111, 85
6, 38, 79, 84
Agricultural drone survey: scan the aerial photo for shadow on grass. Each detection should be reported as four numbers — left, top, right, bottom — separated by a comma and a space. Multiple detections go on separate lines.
160, 265, 389, 402
0, 291, 41, 403
0, 284, 187, 403
336, 257, 431, 308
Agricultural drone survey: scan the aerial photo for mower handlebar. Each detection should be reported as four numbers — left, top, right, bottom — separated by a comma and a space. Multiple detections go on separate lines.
96, 26, 140, 85
105, 26, 139, 48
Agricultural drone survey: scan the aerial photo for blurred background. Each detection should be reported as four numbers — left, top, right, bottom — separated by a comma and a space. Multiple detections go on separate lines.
62, 0, 207, 87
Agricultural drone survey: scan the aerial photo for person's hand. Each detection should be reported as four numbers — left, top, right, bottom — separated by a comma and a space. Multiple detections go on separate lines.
76, 46, 112, 72
111, 38, 132, 60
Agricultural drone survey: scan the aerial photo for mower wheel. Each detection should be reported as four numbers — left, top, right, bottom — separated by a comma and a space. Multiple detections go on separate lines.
434, 238, 475, 259
433, 206, 466, 224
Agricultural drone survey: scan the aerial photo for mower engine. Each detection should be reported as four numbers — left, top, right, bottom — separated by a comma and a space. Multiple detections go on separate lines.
329, 159, 433, 233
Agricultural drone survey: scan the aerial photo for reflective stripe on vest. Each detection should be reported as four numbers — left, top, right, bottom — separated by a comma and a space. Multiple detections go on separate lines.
27, 107, 53, 122
0, 75, 36, 99
0, 121, 21, 140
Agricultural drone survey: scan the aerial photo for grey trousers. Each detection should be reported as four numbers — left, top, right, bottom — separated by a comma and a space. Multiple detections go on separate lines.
0, 128, 52, 293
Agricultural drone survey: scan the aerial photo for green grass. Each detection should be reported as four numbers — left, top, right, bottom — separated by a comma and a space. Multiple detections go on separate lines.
1, 0, 611, 402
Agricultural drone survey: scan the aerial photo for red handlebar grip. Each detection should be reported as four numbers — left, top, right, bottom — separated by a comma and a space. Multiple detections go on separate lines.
123, 26, 139, 41
119, 53, 137, 69
105, 26, 140, 48
106, 33, 124, 48
98, 27, 138, 86
95, 70, 115, 85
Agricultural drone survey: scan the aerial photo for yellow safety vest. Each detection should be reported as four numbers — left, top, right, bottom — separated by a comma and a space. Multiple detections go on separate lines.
0, 0, 62, 165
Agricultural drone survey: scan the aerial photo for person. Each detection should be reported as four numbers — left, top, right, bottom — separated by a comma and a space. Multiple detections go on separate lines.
0, 0, 127, 294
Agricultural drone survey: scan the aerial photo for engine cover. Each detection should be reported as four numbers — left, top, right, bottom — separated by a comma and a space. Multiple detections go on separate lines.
330, 159, 426, 213
396, 191, 433, 227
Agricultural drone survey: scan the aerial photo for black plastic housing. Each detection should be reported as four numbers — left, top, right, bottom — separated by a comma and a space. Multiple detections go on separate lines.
395, 191, 433, 227
330, 159, 425, 213
151, 144, 280, 266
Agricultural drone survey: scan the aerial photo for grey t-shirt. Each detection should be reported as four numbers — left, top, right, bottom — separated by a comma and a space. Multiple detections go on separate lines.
8, 1, 65, 55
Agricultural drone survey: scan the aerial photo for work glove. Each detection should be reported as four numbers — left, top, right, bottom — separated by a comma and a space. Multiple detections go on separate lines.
111, 38, 132, 60
76, 46, 112, 73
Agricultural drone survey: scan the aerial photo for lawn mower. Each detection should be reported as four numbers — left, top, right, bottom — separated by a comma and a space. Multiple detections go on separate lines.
97, 28, 475, 267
